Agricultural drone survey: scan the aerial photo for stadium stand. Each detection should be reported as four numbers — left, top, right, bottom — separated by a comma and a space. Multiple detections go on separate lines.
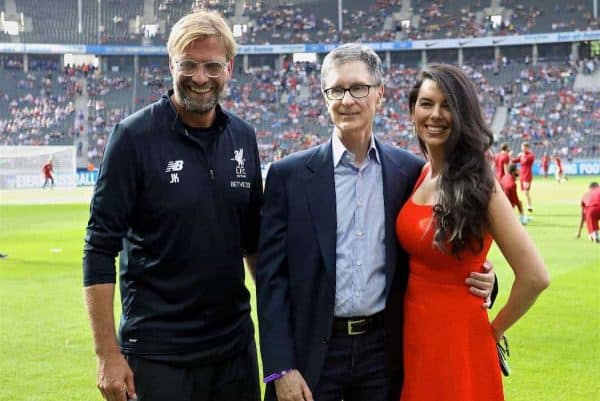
495, 62, 599, 158
2, 56, 597, 166
0, 68, 78, 146
505, 0, 598, 34
16, 0, 98, 44
99, 0, 145, 44
1, 0, 596, 44
0, 1, 598, 166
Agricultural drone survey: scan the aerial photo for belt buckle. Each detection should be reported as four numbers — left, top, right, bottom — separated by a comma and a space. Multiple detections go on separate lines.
347, 318, 366, 335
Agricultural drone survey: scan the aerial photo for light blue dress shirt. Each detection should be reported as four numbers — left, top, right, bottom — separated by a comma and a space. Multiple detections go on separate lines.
332, 133, 386, 317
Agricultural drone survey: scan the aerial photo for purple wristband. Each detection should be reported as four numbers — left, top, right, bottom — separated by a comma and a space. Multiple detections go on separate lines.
263, 369, 290, 383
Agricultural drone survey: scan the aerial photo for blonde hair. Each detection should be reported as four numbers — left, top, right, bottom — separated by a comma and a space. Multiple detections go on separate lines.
167, 10, 236, 61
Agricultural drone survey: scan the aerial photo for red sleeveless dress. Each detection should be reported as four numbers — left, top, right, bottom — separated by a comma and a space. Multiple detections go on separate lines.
396, 166, 504, 401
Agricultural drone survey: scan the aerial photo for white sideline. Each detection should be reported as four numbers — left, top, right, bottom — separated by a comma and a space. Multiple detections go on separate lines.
0, 187, 94, 205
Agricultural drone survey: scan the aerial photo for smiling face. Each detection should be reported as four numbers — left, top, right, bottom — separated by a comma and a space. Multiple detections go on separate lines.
170, 36, 232, 126
411, 78, 453, 154
322, 60, 383, 140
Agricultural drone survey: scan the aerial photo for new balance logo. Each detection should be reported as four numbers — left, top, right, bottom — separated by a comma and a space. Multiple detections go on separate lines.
166, 160, 183, 184
165, 160, 184, 172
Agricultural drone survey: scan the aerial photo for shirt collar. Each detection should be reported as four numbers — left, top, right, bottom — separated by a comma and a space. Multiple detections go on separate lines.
332, 132, 380, 167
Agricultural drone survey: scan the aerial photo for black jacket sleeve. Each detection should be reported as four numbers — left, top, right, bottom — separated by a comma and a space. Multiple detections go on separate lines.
83, 122, 139, 286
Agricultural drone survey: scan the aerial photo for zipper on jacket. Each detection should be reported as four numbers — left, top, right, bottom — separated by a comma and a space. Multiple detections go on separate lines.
184, 128, 216, 182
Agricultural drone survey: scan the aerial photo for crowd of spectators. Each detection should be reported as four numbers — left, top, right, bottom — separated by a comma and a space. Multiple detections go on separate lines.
0, 66, 86, 146
498, 62, 599, 157
241, 4, 325, 44
401, 1, 506, 40
86, 72, 132, 97
401, 1, 588, 40
237, 0, 598, 44
507, 1, 599, 34
4, 0, 597, 45
85, 99, 129, 164
1, 57, 598, 165
137, 64, 172, 105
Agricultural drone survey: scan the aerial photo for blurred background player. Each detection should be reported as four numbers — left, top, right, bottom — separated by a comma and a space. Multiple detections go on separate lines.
512, 142, 535, 214
540, 152, 550, 179
553, 153, 567, 183
494, 143, 510, 180
42, 158, 54, 189
577, 182, 600, 243
501, 165, 528, 225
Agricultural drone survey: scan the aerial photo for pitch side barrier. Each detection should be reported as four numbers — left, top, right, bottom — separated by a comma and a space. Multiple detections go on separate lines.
534, 159, 600, 177
0, 145, 76, 189
76, 159, 600, 187
0, 30, 598, 55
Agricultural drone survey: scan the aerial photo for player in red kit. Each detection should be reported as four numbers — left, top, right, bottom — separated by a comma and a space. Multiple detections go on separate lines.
501, 165, 528, 225
540, 153, 549, 179
553, 153, 567, 183
42, 158, 54, 189
494, 143, 510, 180
577, 182, 600, 243
512, 142, 535, 213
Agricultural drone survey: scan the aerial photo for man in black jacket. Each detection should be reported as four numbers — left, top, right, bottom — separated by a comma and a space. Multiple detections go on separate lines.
83, 10, 262, 401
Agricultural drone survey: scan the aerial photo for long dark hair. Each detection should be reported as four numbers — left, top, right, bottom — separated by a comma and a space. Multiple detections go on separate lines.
409, 64, 495, 256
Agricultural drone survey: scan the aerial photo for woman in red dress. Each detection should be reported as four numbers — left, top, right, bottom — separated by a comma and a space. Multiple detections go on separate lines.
396, 64, 550, 401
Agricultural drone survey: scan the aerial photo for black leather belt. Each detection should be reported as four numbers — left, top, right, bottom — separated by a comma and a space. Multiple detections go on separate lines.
332, 311, 384, 335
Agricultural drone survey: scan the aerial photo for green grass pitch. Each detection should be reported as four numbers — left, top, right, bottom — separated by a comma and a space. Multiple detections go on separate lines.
1, 176, 599, 401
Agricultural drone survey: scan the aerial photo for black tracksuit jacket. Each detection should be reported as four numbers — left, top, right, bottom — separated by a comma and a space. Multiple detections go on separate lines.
83, 92, 263, 362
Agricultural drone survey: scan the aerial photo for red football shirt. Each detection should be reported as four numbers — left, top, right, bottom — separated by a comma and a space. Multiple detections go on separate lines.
582, 188, 600, 210
554, 157, 563, 173
494, 152, 510, 179
42, 162, 53, 178
518, 151, 535, 182
582, 188, 600, 232
501, 174, 520, 207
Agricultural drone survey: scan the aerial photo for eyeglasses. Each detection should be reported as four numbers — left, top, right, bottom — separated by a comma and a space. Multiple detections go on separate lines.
323, 84, 379, 100
175, 59, 228, 78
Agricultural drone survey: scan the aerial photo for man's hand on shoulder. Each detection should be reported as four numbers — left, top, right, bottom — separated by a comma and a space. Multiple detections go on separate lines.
96, 352, 136, 401
274, 369, 313, 401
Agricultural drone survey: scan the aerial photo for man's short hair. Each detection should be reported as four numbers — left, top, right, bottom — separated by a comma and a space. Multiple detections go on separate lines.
522, 142, 530, 149
320, 43, 384, 90
509, 164, 518, 175
501, 143, 509, 151
590, 182, 599, 189
167, 10, 236, 61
